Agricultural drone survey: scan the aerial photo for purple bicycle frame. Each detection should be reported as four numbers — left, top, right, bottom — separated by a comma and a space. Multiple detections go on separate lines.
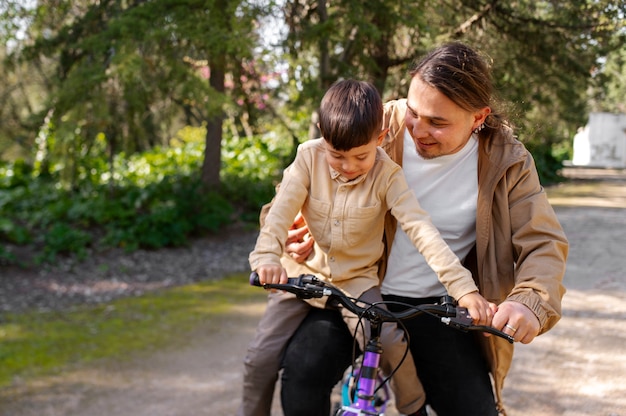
339, 334, 387, 415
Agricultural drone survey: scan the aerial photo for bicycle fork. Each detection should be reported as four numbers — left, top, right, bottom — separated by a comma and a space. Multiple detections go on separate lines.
339, 319, 385, 416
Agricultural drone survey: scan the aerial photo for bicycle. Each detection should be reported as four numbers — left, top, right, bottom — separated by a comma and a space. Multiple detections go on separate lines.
250, 272, 514, 416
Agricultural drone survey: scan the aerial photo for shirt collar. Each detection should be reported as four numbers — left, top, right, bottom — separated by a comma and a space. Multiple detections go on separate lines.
329, 165, 367, 184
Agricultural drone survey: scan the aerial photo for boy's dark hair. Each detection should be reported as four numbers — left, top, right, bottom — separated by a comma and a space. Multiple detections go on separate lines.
318, 79, 383, 151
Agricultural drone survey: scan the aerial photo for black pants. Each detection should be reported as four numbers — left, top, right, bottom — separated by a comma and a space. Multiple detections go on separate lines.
280, 307, 355, 416
280, 295, 497, 416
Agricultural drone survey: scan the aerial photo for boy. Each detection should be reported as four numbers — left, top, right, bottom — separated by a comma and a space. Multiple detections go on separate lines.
240, 79, 494, 416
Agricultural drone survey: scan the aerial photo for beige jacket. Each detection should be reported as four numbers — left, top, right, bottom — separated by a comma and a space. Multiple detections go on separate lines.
379, 99, 568, 414
251, 138, 478, 304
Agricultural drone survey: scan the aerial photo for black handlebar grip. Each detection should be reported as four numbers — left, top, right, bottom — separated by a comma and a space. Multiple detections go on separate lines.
250, 272, 261, 286
250, 272, 317, 287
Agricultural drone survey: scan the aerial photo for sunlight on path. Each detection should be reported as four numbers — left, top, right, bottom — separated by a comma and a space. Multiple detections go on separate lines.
506, 289, 626, 416
503, 171, 626, 416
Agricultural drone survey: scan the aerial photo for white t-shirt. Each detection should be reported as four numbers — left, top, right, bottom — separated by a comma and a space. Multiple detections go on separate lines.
381, 129, 478, 298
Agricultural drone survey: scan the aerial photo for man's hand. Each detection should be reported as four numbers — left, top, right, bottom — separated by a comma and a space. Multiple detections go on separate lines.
492, 300, 541, 344
285, 213, 314, 263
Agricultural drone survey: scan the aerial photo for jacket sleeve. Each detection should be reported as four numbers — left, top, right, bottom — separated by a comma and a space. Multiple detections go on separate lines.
505, 152, 568, 334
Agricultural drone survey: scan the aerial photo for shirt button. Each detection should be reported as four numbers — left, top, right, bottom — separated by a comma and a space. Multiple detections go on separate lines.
329, 256, 335, 262
334, 220, 340, 226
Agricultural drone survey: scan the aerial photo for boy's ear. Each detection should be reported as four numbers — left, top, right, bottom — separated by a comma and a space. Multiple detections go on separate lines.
377, 128, 389, 145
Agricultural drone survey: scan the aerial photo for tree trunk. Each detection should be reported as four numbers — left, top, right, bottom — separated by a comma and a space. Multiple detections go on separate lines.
201, 57, 226, 190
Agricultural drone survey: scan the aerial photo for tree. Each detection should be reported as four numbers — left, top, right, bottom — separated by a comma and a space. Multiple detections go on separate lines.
450, 1, 625, 146
590, 30, 626, 114
283, 0, 429, 101
2, 0, 625, 189
0, 1, 53, 161
276, 0, 626, 179
1, 0, 269, 189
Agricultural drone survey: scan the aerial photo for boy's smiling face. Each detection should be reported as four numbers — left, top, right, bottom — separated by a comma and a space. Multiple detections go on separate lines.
323, 131, 384, 181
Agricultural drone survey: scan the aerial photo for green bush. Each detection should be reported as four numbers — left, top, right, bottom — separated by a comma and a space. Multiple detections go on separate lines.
0, 217, 30, 245
40, 223, 92, 263
0, 126, 290, 264
100, 176, 233, 251
221, 131, 293, 213
525, 141, 566, 185
0, 244, 17, 265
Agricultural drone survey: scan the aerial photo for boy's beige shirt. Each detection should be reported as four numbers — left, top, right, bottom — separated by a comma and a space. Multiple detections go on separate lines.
250, 138, 477, 302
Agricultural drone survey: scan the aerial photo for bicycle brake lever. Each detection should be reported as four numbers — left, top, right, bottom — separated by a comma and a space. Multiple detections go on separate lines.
441, 307, 514, 344
293, 284, 329, 299
294, 274, 330, 299
275, 281, 327, 299
441, 307, 473, 330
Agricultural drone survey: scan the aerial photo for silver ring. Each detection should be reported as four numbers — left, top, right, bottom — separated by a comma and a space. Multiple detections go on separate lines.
505, 324, 517, 333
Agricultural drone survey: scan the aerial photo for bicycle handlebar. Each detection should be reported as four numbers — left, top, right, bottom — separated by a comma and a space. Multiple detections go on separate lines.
250, 272, 513, 343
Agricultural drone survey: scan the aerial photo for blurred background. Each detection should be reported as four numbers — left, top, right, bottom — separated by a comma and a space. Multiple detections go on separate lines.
0, 0, 625, 264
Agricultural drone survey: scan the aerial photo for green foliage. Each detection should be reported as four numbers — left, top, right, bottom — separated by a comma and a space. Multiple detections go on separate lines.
454, 1, 625, 180
1, 0, 274, 189
278, 0, 626, 182
0, 274, 266, 389
221, 130, 294, 215
526, 142, 565, 185
0, 244, 17, 265
2, 0, 625, 254
590, 31, 626, 114
98, 175, 234, 251
0, 126, 290, 264
40, 223, 92, 263
0, 217, 30, 245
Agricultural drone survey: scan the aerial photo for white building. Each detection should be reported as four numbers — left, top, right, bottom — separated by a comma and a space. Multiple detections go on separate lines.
571, 112, 626, 168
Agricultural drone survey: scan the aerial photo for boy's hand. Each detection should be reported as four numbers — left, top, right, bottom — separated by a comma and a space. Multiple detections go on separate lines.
256, 264, 288, 285
457, 291, 497, 327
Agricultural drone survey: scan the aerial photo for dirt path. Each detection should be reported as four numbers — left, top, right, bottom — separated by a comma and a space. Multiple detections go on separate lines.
503, 169, 626, 416
1, 168, 626, 416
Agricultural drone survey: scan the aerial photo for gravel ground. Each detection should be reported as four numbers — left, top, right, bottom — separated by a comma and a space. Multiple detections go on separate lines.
0, 224, 258, 313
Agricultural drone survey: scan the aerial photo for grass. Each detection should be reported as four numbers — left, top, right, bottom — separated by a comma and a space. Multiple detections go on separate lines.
0, 273, 266, 388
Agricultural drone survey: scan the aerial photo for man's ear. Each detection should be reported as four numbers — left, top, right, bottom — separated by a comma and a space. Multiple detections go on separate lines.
473, 107, 491, 130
